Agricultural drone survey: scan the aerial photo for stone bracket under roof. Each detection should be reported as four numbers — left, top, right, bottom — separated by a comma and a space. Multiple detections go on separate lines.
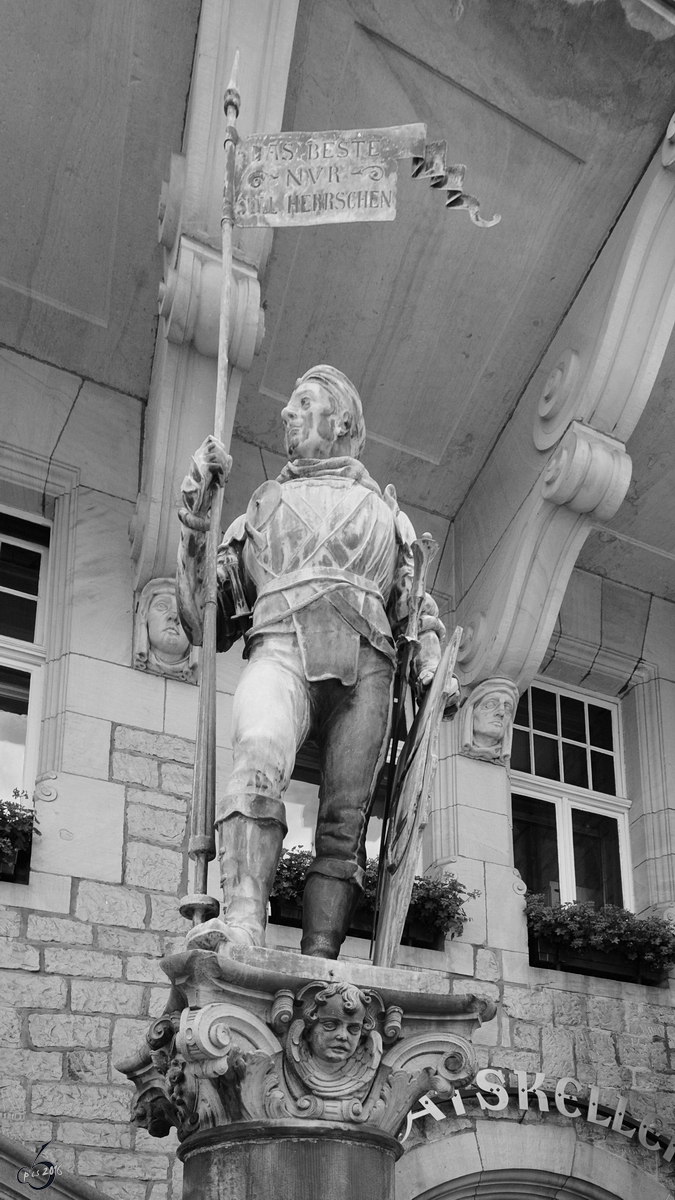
131, 0, 300, 591
455, 120, 675, 691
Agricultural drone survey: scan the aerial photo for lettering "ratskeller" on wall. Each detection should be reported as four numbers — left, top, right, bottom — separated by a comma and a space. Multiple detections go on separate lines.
404, 1069, 675, 1160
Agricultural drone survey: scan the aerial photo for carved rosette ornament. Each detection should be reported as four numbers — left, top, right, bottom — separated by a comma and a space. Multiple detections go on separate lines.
116, 977, 479, 1143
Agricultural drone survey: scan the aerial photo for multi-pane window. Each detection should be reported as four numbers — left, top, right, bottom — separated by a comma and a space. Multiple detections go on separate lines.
510, 681, 631, 910
511, 686, 617, 795
0, 511, 49, 800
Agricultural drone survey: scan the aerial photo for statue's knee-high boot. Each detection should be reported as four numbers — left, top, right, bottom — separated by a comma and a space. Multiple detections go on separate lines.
217, 812, 285, 946
301, 865, 363, 959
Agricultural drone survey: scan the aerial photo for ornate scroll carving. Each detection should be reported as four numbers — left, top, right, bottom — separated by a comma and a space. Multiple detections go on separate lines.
116, 977, 479, 1143
457, 426, 631, 689
535, 349, 579, 448
533, 149, 675, 450
454, 138, 675, 691
158, 236, 264, 366
33, 773, 58, 803
130, 0, 299, 590
541, 422, 632, 520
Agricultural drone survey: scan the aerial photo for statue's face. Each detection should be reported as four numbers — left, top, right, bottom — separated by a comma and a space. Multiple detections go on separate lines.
281, 380, 339, 460
147, 592, 189, 663
307, 995, 366, 1064
472, 690, 515, 746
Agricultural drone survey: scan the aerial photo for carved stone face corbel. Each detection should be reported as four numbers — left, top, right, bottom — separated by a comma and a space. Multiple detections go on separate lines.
133, 576, 198, 683
460, 677, 520, 765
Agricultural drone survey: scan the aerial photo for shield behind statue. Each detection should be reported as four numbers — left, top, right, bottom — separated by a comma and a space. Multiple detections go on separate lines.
372, 626, 462, 969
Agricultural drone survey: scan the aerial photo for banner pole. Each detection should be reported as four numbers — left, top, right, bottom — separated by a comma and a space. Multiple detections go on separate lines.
184, 52, 240, 918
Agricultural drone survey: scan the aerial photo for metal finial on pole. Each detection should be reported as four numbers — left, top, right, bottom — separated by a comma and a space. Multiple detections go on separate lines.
180, 52, 241, 926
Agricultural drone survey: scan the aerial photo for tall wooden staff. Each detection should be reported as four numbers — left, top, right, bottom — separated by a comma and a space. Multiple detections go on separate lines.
181, 54, 240, 926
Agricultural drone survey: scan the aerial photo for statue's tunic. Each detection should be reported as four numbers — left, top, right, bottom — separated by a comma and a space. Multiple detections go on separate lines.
177, 456, 441, 884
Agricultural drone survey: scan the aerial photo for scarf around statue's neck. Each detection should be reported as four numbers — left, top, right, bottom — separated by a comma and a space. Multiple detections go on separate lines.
276, 456, 382, 496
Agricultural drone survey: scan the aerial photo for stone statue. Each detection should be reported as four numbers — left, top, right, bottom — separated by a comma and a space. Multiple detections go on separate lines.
177, 365, 452, 958
460, 677, 519, 765
134, 577, 197, 683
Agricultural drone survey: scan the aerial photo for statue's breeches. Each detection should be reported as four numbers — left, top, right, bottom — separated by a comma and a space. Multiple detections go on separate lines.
218, 634, 394, 874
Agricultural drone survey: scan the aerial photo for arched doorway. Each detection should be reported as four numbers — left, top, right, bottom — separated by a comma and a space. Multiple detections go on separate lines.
396, 1121, 673, 1200
414, 1168, 621, 1198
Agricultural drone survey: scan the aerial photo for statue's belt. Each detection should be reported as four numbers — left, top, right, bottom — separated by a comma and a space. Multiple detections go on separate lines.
245, 570, 397, 665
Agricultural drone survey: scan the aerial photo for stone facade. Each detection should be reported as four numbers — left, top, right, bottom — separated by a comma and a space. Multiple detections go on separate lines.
0, 723, 201, 1200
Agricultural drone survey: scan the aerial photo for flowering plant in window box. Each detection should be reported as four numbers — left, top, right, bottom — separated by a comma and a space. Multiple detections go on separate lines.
526, 892, 675, 985
270, 846, 478, 949
0, 789, 40, 884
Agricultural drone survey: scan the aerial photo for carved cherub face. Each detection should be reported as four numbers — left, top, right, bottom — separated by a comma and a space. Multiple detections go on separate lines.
473, 690, 515, 746
306, 994, 366, 1064
281, 380, 343, 460
147, 591, 189, 664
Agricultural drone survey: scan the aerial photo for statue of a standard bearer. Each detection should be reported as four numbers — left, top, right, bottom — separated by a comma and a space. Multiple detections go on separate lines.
177, 365, 452, 959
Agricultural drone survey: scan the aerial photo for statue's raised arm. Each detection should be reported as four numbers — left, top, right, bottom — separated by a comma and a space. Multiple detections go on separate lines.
176, 435, 249, 651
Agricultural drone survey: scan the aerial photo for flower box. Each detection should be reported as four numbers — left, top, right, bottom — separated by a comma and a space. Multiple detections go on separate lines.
529, 934, 668, 985
0, 790, 39, 885
526, 894, 675, 987
0, 847, 18, 876
0, 844, 32, 885
268, 897, 444, 950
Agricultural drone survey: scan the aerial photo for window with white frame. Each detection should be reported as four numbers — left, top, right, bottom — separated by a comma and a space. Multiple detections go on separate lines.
0, 509, 50, 803
510, 680, 632, 910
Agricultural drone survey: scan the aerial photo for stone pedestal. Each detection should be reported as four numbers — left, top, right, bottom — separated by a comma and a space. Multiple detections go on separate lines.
116, 945, 496, 1200
180, 1122, 403, 1200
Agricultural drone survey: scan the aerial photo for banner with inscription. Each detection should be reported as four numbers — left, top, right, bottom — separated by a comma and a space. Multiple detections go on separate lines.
234, 123, 426, 227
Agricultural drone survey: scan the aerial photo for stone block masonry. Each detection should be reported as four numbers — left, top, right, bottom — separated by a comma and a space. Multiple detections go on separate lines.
0, 720, 196, 1200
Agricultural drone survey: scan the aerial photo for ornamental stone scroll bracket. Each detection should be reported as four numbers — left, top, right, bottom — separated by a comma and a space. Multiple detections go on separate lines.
158, 235, 265, 367
534, 115, 675, 452
456, 423, 631, 690
456, 123, 675, 694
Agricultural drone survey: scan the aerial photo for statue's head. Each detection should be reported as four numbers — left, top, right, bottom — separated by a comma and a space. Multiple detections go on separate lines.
134, 578, 196, 682
460, 677, 520, 763
281, 365, 366, 461
302, 982, 374, 1065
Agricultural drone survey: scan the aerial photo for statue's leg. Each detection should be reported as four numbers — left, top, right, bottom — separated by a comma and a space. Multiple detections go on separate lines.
301, 647, 394, 959
210, 636, 310, 948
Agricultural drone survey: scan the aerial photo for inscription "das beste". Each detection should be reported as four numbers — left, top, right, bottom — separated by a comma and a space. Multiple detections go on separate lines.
234, 125, 428, 228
